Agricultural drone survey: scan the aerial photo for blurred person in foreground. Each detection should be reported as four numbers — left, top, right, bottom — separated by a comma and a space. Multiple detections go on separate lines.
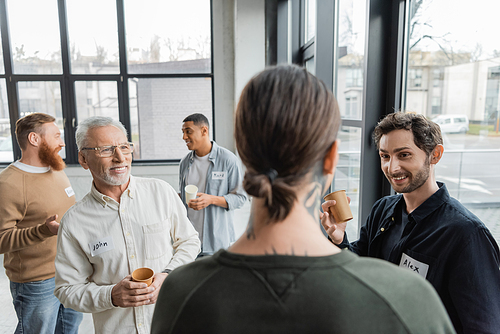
151, 65, 455, 334
0, 113, 82, 333
321, 111, 500, 333
179, 113, 247, 256
54, 116, 200, 334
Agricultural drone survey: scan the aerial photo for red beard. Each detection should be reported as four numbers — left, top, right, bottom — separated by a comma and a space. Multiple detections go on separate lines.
38, 140, 66, 171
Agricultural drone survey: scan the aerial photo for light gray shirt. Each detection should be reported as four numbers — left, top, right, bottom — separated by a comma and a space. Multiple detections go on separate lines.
186, 152, 211, 245
179, 142, 247, 254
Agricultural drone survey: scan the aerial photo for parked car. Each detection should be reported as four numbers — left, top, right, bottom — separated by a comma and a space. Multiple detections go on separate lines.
432, 114, 469, 133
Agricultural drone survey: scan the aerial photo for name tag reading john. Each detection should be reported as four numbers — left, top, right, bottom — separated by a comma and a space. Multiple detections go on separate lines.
212, 171, 226, 180
399, 253, 429, 279
89, 236, 114, 257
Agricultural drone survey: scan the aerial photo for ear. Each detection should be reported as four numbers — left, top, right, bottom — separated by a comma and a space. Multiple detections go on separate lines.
78, 151, 90, 170
323, 140, 340, 175
27, 132, 41, 147
430, 144, 444, 165
201, 125, 209, 137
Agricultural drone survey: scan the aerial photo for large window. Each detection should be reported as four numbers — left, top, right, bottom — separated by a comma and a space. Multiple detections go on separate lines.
275, 0, 500, 245
287, 0, 367, 237
404, 0, 500, 243
0, 0, 213, 164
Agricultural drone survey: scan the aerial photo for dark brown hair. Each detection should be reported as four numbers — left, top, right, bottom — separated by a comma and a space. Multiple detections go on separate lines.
183, 113, 209, 128
373, 111, 443, 157
15, 113, 56, 150
235, 65, 341, 221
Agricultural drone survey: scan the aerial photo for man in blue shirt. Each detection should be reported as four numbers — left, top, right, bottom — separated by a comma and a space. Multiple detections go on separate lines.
179, 113, 247, 256
321, 111, 500, 334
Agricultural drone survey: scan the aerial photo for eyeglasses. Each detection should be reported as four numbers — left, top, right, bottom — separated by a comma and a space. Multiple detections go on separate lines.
81, 143, 134, 157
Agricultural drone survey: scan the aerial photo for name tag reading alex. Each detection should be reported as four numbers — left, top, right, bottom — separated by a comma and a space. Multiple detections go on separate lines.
65, 186, 75, 197
89, 236, 114, 257
212, 171, 226, 180
399, 253, 429, 279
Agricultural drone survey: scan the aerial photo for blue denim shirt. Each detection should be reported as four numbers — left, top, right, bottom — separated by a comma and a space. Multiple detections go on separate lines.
179, 142, 247, 254
340, 182, 500, 334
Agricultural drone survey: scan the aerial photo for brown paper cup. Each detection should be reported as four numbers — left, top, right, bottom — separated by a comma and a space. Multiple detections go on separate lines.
132, 267, 155, 286
323, 190, 353, 223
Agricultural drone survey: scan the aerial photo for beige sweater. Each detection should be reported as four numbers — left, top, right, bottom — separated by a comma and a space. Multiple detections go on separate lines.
0, 165, 76, 283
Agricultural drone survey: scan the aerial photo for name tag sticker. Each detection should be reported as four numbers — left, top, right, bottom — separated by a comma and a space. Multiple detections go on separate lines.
89, 236, 114, 257
212, 171, 226, 180
65, 186, 75, 197
399, 253, 429, 279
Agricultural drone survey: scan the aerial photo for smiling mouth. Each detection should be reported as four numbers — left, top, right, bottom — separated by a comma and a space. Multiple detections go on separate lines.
392, 175, 407, 181
110, 166, 127, 172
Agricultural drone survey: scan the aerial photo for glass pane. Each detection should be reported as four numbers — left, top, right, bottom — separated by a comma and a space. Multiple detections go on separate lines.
305, 0, 316, 43
336, 0, 367, 120
0, 80, 12, 162
66, 0, 119, 74
8, 0, 62, 74
75, 81, 119, 122
129, 77, 212, 160
17, 81, 65, 159
406, 0, 500, 245
124, 0, 211, 74
332, 126, 361, 239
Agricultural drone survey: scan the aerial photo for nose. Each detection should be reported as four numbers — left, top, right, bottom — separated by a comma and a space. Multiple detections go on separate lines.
388, 157, 401, 174
182, 132, 188, 141
112, 147, 126, 162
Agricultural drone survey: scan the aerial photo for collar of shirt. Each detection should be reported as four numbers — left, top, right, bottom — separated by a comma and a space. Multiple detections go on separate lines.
90, 175, 136, 209
188, 141, 219, 165
389, 182, 449, 226
13, 160, 51, 173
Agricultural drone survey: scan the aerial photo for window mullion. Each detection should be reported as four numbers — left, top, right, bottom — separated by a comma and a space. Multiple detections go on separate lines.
0, 0, 21, 161
57, 0, 78, 164
116, 0, 131, 140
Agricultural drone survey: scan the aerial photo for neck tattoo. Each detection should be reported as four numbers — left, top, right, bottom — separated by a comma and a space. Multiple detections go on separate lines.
303, 163, 327, 223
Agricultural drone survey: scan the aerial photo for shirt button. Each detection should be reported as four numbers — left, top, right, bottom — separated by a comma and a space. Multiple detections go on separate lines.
126, 232, 131, 236
138, 323, 143, 327
391, 217, 394, 221
130, 254, 135, 259
381, 228, 385, 232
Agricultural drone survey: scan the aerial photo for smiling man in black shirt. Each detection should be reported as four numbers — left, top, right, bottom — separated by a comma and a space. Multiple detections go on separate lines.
321, 111, 500, 334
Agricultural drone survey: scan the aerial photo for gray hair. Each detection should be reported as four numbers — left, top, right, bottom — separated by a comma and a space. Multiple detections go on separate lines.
75, 116, 128, 151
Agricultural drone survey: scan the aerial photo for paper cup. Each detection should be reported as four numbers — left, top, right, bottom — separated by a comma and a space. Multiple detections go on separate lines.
185, 184, 198, 204
132, 267, 154, 286
323, 190, 353, 223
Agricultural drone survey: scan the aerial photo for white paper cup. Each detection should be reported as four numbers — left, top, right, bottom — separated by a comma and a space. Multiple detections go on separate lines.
185, 185, 198, 204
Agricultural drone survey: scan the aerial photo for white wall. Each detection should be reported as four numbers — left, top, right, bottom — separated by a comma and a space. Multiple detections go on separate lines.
234, 0, 266, 103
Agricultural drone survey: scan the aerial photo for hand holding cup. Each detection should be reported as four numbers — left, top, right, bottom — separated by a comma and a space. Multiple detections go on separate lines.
320, 190, 352, 244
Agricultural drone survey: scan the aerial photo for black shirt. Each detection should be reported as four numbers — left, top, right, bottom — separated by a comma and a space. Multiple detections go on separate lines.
380, 205, 409, 259
340, 182, 500, 334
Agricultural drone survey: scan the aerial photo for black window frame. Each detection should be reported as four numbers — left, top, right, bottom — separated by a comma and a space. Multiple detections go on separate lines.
0, 0, 214, 166
271, 0, 410, 228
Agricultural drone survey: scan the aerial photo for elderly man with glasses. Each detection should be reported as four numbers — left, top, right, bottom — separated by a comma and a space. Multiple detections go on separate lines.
54, 116, 200, 334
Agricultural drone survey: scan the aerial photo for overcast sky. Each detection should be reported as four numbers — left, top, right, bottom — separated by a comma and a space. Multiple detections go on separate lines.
5, 0, 499, 62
